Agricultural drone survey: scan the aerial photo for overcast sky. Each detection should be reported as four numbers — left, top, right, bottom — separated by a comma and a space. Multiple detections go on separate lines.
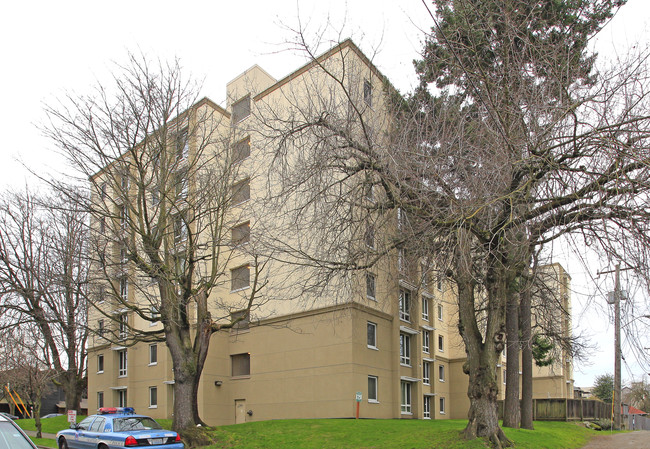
2, 0, 649, 388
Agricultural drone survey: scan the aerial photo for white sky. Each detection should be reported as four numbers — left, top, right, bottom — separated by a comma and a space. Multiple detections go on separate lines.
1, 0, 649, 389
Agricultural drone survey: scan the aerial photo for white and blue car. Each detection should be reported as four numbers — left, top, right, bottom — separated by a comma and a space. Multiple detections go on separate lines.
56, 407, 183, 449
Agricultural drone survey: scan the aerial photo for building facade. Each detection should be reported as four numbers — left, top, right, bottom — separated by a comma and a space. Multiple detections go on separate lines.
87, 40, 573, 425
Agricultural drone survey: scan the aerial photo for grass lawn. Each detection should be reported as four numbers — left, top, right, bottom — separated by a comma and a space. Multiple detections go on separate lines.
18, 416, 603, 448
200, 419, 599, 449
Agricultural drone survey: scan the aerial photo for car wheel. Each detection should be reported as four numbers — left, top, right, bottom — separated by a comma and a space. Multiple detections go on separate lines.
98, 444, 109, 449
58, 437, 69, 449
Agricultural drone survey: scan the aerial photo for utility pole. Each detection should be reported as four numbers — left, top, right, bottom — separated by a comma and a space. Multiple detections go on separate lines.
613, 264, 621, 431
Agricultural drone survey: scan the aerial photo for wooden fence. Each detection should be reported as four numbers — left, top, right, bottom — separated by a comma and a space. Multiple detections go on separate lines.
498, 398, 611, 421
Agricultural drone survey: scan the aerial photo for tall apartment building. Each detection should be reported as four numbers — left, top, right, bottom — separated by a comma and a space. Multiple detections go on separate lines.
87, 40, 573, 425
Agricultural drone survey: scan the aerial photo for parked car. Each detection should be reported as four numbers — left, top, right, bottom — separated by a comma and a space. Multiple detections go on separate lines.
0, 412, 38, 448
0, 412, 19, 420
41, 413, 63, 419
56, 407, 183, 449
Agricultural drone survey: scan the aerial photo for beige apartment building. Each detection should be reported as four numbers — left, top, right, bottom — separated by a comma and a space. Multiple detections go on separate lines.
87, 40, 573, 425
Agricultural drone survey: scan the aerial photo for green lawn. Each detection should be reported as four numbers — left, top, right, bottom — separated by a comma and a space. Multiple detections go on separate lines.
18, 416, 601, 449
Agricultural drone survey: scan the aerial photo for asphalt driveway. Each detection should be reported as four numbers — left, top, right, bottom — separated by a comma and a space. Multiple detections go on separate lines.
581, 430, 650, 448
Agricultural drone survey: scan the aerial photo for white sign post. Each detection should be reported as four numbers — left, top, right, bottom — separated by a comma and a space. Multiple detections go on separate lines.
355, 392, 362, 419
67, 410, 77, 424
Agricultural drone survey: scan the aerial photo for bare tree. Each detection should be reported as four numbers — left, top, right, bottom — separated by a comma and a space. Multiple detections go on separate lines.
0, 324, 57, 438
256, 1, 650, 445
43, 54, 268, 432
0, 190, 87, 414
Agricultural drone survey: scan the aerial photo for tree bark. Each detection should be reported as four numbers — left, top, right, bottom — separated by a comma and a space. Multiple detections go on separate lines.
520, 287, 534, 429
503, 288, 520, 428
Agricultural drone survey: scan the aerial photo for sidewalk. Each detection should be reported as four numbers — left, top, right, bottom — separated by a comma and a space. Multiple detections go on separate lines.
580, 430, 650, 448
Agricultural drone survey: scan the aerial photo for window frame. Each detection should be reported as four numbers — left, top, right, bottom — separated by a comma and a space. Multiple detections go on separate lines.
97, 354, 104, 374
367, 321, 377, 349
399, 333, 411, 366
231, 353, 251, 377
400, 381, 412, 414
118, 312, 128, 340
423, 395, 431, 419
422, 330, 430, 354
97, 391, 104, 409
231, 221, 251, 246
363, 80, 373, 107
230, 265, 251, 292
366, 273, 376, 300
423, 361, 430, 385
438, 334, 444, 352
231, 178, 251, 205
118, 350, 127, 377
399, 288, 411, 322
233, 136, 251, 163
438, 303, 443, 321
149, 344, 158, 366
440, 396, 446, 414
368, 375, 378, 403
422, 297, 429, 321
232, 95, 251, 123
439, 364, 445, 382
149, 386, 158, 409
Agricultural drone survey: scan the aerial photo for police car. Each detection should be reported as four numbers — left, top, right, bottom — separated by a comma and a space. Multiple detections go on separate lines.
56, 407, 183, 449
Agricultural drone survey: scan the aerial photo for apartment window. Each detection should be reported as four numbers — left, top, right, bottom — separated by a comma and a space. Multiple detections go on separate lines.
437, 279, 442, 291
421, 264, 429, 289
367, 321, 377, 348
99, 217, 105, 233
118, 350, 127, 377
98, 286, 106, 304
398, 248, 405, 272
363, 80, 372, 107
119, 205, 128, 230
174, 215, 187, 244
231, 310, 250, 330
175, 173, 189, 200
231, 222, 250, 246
98, 319, 105, 338
364, 183, 374, 201
231, 353, 250, 377
121, 174, 129, 191
365, 224, 374, 249
149, 344, 158, 365
100, 182, 107, 200
438, 304, 443, 321
120, 277, 128, 302
120, 245, 128, 265
233, 136, 251, 163
368, 376, 378, 402
438, 334, 444, 352
400, 333, 411, 366
423, 396, 431, 419
232, 95, 251, 123
151, 188, 160, 207
149, 387, 158, 408
439, 364, 445, 382
366, 273, 376, 300
150, 306, 160, 324
119, 313, 128, 340
176, 129, 189, 161
422, 297, 429, 321
97, 354, 104, 373
503, 369, 507, 384
97, 391, 104, 409
118, 389, 127, 407
423, 361, 430, 385
422, 330, 430, 354
400, 381, 412, 414
440, 397, 446, 414
231, 265, 250, 291
232, 178, 250, 205
399, 288, 411, 322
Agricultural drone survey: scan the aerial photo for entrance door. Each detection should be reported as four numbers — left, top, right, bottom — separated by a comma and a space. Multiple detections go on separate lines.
235, 400, 246, 424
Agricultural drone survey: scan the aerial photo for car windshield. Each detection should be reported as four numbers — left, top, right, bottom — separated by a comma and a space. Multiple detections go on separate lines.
0, 421, 35, 449
113, 417, 162, 432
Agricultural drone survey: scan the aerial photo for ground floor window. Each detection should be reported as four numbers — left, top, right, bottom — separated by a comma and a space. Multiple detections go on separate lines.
97, 391, 104, 409
149, 387, 158, 408
439, 396, 446, 414
117, 389, 127, 407
400, 381, 412, 414
368, 376, 378, 402
423, 396, 431, 418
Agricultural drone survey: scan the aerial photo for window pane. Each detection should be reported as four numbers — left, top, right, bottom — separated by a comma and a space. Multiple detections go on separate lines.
367, 322, 376, 347
366, 273, 376, 299
232, 96, 251, 123
233, 137, 251, 163
232, 178, 250, 204
231, 265, 250, 290
231, 353, 251, 376
231, 222, 250, 245
150, 387, 158, 407
150, 344, 157, 364
368, 376, 377, 401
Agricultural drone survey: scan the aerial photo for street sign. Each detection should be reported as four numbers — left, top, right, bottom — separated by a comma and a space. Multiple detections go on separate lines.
67, 410, 77, 424
355, 392, 362, 402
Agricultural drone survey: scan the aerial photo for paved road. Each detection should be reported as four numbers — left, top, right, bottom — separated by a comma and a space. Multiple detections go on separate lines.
581, 430, 650, 448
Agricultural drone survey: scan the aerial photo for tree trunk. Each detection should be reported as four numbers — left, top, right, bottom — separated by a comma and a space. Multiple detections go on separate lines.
63, 372, 82, 413
34, 399, 42, 439
503, 289, 520, 428
520, 287, 534, 429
